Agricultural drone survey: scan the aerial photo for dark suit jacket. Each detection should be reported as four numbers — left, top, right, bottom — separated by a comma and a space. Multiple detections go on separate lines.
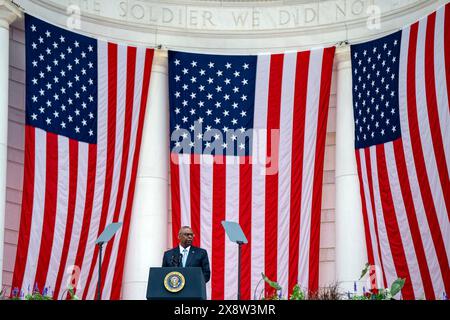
162, 246, 211, 283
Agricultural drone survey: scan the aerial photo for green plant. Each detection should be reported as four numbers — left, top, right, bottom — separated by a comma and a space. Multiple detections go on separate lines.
359, 262, 370, 280
261, 273, 283, 300
66, 285, 80, 300
289, 284, 305, 300
390, 278, 405, 297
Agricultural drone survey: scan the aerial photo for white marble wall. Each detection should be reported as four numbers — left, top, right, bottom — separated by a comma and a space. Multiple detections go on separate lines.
2, 18, 26, 294
320, 64, 337, 287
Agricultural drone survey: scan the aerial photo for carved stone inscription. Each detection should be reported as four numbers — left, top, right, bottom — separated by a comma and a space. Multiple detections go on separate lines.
62, 0, 420, 30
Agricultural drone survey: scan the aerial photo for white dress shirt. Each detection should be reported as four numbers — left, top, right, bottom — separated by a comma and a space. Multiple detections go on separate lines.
179, 245, 191, 267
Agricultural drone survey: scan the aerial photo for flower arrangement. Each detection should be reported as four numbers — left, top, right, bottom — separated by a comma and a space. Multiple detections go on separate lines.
255, 273, 342, 300
254, 262, 411, 300
350, 278, 405, 300
349, 263, 405, 300
1, 284, 79, 300
7, 284, 53, 300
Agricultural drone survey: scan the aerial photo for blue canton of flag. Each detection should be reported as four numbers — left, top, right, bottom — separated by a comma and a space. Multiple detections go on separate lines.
169, 51, 257, 156
351, 31, 402, 149
26, 15, 97, 144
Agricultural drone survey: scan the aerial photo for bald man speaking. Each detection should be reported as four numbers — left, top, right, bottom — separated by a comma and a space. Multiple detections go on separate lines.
162, 226, 211, 283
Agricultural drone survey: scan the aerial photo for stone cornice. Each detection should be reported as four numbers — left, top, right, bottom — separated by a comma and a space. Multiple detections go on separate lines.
18, 0, 439, 32
11, 0, 449, 52
0, 0, 22, 28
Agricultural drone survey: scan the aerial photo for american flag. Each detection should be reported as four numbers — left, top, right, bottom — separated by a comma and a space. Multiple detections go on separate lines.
169, 48, 335, 299
11, 15, 154, 299
351, 4, 449, 299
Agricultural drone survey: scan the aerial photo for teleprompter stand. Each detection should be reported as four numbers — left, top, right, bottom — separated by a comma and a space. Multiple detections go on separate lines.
221, 220, 248, 300
95, 222, 122, 300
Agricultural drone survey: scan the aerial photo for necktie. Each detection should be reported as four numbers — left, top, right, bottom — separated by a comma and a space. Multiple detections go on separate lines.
182, 249, 188, 267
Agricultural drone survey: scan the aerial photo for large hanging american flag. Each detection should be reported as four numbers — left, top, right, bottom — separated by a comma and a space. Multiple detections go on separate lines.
351, 4, 449, 300
11, 15, 154, 299
169, 48, 335, 299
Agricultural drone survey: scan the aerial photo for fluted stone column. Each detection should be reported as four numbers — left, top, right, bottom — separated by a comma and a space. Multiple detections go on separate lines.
122, 50, 169, 299
334, 46, 367, 295
0, 0, 21, 290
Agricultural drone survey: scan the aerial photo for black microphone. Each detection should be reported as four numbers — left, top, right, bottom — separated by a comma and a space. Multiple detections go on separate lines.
179, 254, 183, 267
170, 254, 180, 267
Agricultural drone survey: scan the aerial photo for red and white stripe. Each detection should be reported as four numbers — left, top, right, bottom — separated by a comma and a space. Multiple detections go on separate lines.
170, 47, 335, 299
356, 4, 450, 300
11, 41, 154, 300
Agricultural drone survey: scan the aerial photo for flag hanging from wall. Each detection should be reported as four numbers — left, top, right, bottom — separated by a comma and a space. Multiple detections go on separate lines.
351, 3, 450, 300
11, 14, 154, 300
168, 47, 335, 299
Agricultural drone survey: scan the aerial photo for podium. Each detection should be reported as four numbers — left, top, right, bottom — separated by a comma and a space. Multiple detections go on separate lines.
146, 267, 206, 300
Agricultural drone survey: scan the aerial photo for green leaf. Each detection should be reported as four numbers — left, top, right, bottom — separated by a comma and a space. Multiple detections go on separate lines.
390, 278, 405, 297
261, 273, 282, 291
359, 262, 370, 280
289, 285, 305, 300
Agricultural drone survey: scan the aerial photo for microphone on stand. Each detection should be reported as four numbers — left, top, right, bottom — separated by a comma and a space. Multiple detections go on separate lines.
170, 254, 180, 267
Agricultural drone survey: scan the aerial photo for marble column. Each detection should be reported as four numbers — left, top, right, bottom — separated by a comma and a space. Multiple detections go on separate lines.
334, 46, 367, 295
122, 50, 169, 299
0, 0, 21, 290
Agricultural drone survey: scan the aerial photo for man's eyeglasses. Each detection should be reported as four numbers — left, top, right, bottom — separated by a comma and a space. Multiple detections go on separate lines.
182, 233, 195, 237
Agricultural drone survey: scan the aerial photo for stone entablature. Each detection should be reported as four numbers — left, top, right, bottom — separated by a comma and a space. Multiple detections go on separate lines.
39, 0, 429, 30
13, 0, 446, 51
